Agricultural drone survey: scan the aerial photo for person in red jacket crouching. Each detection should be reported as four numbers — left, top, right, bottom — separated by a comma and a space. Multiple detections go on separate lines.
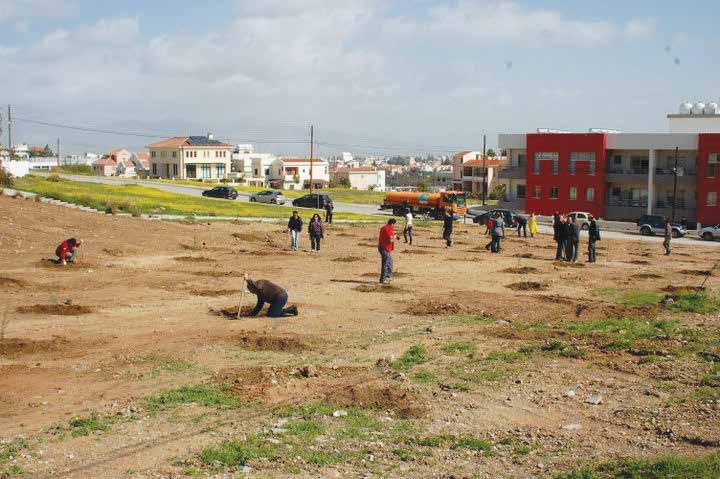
55, 238, 82, 265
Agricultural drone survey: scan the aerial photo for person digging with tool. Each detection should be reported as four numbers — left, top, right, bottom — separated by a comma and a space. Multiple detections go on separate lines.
55, 238, 82, 265
245, 278, 298, 317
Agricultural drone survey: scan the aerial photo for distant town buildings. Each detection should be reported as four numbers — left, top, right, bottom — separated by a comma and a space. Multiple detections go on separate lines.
147, 134, 233, 180
332, 167, 386, 191
451, 151, 507, 195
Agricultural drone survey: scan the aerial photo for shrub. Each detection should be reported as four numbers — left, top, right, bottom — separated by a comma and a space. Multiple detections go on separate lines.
0, 167, 13, 187
46, 174, 62, 182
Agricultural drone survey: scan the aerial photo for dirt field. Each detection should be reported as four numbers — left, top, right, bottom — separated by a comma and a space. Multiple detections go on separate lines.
1, 195, 719, 478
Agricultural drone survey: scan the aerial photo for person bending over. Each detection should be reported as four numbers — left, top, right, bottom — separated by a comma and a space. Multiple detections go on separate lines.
246, 278, 298, 317
56, 238, 82, 265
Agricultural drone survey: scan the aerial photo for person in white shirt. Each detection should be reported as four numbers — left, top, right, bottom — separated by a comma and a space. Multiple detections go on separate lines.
403, 210, 413, 245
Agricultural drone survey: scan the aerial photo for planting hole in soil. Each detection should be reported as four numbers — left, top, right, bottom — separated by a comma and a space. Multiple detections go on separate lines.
506, 281, 548, 291
16, 304, 94, 315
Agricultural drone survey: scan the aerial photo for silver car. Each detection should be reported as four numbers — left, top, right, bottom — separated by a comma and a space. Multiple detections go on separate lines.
249, 189, 285, 205
699, 225, 720, 241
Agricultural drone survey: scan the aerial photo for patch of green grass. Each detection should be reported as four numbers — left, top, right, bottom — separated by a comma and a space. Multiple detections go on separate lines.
541, 340, 586, 359
556, 452, 720, 479
56, 164, 94, 175
451, 366, 507, 385
485, 350, 527, 363
412, 370, 437, 384
442, 342, 476, 355
669, 291, 720, 314
593, 288, 664, 306
0, 439, 29, 465
285, 419, 325, 438
302, 451, 343, 466
199, 436, 279, 468
141, 384, 243, 414
277, 403, 336, 419
392, 344, 427, 370
409, 435, 456, 447
0, 465, 24, 477
451, 437, 493, 455
67, 413, 113, 437
451, 314, 495, 325
142, 354, 195, 377
392, 448, 415, 462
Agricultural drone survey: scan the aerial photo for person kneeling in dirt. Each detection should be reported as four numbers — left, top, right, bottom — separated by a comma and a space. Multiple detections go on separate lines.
55, 238, 82, 265
246, 278, 298, 317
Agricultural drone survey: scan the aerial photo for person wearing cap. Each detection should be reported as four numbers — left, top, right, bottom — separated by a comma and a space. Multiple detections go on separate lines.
245, 278, 298, 317
55, 238, 82, 265
378, 218, 396, 283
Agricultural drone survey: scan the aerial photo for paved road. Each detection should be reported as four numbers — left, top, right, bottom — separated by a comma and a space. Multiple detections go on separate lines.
32, 172, 720, 247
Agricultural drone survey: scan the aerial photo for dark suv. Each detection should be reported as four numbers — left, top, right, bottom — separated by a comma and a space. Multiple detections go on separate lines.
473, 209, 519, 226
292, 194, 333, 209
637, 214, 686, 238
202, 186, 238, 200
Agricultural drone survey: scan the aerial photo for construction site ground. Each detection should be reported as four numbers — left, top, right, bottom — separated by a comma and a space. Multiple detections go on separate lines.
1, 194, 719, 479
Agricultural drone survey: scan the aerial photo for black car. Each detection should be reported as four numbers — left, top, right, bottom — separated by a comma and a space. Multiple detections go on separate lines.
292, 194, 333, 209
201, 186, 238, 200
473, 209, 519, 226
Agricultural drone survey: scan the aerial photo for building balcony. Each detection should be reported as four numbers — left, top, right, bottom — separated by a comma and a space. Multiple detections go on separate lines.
498, 166, 526, 179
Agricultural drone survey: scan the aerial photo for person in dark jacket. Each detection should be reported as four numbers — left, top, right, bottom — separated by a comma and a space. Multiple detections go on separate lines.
568, 216, 581, 262
491, 212, 505, 253
442, 207, 454, 247
554, 215, 565, 260
309, 213, 325, 253
587, 215, 600, 262
246, 278, 298, 317
514, 215, 528, 237
324, 201, 334, 224
663, 218, 672, 255
287, 211, 303, 251
55, 238, 82, 265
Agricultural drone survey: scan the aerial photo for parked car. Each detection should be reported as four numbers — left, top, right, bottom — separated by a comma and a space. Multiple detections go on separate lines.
566, 211, 592, 230
201, 186, 238, 200
698, 225, 720, 241
465, 206, 487, 219
636, 214, 686, 238
472, 209, 519, 226
249, 189, 285, 205
292, 193, 333, 209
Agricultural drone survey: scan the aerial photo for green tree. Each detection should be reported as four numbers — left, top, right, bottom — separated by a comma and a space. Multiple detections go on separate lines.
43, 144, 54, 157
487, 149, 496, 157
488, 183, 506, 200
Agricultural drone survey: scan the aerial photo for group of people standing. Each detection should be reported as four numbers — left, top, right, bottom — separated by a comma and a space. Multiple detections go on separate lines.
287, 210, 328, 253
552, 212, 601, 263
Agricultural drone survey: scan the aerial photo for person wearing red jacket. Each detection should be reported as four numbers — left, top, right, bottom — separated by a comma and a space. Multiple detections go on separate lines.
55, 238, 82, 265
378, 218, 396, 284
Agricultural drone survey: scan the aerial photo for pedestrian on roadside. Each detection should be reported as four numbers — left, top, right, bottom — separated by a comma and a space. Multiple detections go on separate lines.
528, 212, 539, 238
587, 215, 600, 263
309, 213, 324, 253
324, 201, 334, 224
569, 216, 581, 262
287, 211, 303, 251
663, 218, 672, 255
403, 208, 413, 245
554, 215, 565, 260
491, 212, 505, 253
378, 218, 396, 284
442, 207, 454, 247
514, 215, 528, 238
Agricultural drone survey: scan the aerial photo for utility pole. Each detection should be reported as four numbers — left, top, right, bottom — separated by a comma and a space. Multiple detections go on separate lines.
482, 134, 487, 206
7, 105, 12, 157
671, 146, 679, 223
310, 124, 317, 207
57, 138, 61, 167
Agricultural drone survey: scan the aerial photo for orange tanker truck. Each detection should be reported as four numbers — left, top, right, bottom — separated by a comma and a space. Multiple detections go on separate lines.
381, 190, 467, 219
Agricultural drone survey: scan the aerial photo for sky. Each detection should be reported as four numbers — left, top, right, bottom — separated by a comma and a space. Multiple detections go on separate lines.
1, 0, 718, 157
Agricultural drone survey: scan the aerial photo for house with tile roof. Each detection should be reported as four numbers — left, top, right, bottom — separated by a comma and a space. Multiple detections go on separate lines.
92, 148, 133, 176
146, 134, 233, 180
267, 158, 330, 190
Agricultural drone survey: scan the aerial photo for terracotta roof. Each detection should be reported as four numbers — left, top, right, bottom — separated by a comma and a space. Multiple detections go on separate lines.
147, 137, 190, 148
463, 158, 507, 167
452, 150, 472, 160
107, 148, 130, 155
146, 137, 233, 149
93, 156, 116, 166
134, 151, 149, 160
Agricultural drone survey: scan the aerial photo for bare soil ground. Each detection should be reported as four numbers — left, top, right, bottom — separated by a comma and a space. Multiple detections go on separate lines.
0, 195, 719, 478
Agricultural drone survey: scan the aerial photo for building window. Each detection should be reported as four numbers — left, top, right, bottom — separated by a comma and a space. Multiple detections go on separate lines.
709, 154, 718, 178
151, 151, 156, 158
569, 152, 596, 175
517, 154, 527, 167
568, 187, 577, 200
265, 168, 270, 175
708, 192, 717, 206
533, 186, 541, 199
172, 151, 177, 158
613, 155, 622, 165
516, 184, 526, 199
550, 186, 558, 199
201, 164, 211, 178
533, 152, 558, 174
215, 164, 226, 177
254, 168, 259, 176
152, 163, 157, 175
160, 151, 166, 158
586, 187, 595, 201
172, 164, 178, 176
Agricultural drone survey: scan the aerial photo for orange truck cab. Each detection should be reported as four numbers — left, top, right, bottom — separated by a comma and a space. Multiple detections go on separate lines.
381, 190, 468, 219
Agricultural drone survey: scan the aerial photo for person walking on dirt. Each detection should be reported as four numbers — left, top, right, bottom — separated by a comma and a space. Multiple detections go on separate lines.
514, 215, 528, 238
587, 215, 600, 263
324, 201, 334, 224
246, 278, 298, 317
663, 218, 672, 255
378, 218, 396, 283
403, 209, 413, 245
528, 213, 539, 238
55, 238, 82, 265
287, 211, 303, 251
491, 212, 505, 253
309, 213, 324, 253
442, 207, 454, 248
569, 216, 581, 262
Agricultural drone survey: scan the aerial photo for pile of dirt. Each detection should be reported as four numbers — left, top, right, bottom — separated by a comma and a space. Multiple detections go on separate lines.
679, 269, 712, 276
102, 247, 131, 256
628, 260, 651, 265
631, 273, 663, 279
0, 276, 28, 288
576, 303, 659, 319
16, 304, 94, 315
405, 299, 470, 316
506, 281, 548, 291
661, 285, 705, 293
554, 261, 585, 268
501, 267, 540, 274
231, 232, 267, 242
174, 256, 216, 263
332, 256, 365, 263
354, 284, 403, 293
323, 381, 426, 418
191, 270, 237, 277
0, 336, 71, 356
232, 331, 310, 352
513, 253, 534, 259
209, 305, 256, 318
189, 289, 242, 297
401, 249, 433, 255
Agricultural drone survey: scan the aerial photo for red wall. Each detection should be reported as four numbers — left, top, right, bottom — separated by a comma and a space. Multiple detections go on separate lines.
697, 134, 720, 225
525, 133, 607, 217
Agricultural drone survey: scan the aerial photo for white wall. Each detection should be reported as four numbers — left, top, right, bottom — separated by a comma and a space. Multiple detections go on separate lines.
1, 160, 30, 178
668, 116, 720, 134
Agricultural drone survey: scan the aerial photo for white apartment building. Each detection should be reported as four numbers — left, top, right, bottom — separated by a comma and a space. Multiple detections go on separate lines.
147, 135, 233, 180
12, 143, 30, 158
333, 167, 386, 191
268, 158, 330, 190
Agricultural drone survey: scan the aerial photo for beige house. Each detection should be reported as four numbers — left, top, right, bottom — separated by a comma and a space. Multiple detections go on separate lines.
92, 148, 133, 177
332, 167, 386, 191
147, 135, 233, 180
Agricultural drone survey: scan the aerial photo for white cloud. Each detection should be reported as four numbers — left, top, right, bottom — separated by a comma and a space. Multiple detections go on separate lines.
0, 0, 72, 24
624, 18, 656, 39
